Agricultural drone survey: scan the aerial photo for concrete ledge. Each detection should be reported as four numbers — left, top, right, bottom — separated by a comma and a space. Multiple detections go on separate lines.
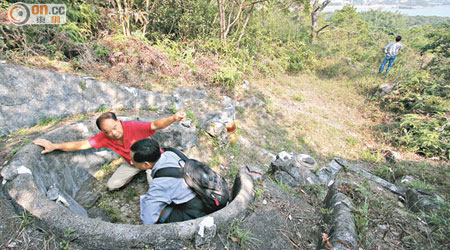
5, 169, 254, 249
318, 181, 358, 250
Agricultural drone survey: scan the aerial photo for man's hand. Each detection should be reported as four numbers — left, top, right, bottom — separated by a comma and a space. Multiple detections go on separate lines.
173, 106, 187, 122
151, 106, 188, 130
33, 139, 56, 154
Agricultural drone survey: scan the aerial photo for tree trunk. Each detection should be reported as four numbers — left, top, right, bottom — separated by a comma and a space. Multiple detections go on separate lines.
310, 0, 331, 43
237, 4, 254, 48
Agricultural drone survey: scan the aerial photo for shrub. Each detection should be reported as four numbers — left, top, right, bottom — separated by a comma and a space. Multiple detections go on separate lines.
214, 65, 242, 90
391, 113, 449, 159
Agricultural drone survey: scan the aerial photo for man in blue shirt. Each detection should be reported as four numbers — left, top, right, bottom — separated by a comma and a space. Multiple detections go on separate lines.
130, 138, 206, 224
378, 36, 403, 74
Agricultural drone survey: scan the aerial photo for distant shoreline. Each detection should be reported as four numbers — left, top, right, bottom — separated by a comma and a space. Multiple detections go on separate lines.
326, 4, 450, 10
324, 4, 450, 17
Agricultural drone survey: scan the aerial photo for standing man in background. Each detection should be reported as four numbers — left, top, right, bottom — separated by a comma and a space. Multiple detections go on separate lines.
378, 36, 403, 75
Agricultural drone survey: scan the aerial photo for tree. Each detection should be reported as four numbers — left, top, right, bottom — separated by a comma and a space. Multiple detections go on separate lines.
217, 0, 267, 47
310, 0, 331, 43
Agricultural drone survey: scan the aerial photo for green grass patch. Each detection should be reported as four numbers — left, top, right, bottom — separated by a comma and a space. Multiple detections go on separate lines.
141, 106, 158, 111
227, 219, 261, 249
38, 116, 62, 127
292, 94, 304, 102
96, 106, 109, 113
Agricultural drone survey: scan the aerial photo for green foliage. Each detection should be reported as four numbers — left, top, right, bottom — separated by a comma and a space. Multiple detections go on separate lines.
320, 207, 333, 215
409, 180, 435, 192
92, 44, 111, 60
39, 116, 62, 126
143, 0, 216, 40
98, 200, 124, 223
15, 210, 33, 230
96, 106, 108, 113
277, 179, 290, 193
185, 110, 195, 121
422, 202, 450, 244
167, 106, 177, 114
421, 22, 450, 82
391, 113, 449, 158
286, 48, 310, 73
213, 65, 242, 89
60, 228, 77, 250
292, 94, 304, 102
227, 219, 261, 248
100, 162, 114, 172
79, 80, 86, 91
141, 106, 158, 111
380, 67, 449, 159
361, 10, 407, 36
360, 149, 383, 163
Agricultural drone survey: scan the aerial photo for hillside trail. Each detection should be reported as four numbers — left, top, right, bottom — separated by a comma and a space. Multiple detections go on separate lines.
244, 74, 383, 164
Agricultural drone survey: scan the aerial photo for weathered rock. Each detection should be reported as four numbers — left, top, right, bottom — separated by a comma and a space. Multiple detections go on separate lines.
273, 170, 300, 188
271, 152, 319, 188
395, 175, 416, 188
295, 154, 318, 171
172, 88, 207, 107
242, 80, 250, 91
205, 121, 227, 138
271, 152, 345, 188
75, 179, 101, 208
47, 185, 88, 217
1, 121, 118, 198
406, 188, 442, 213
196, 97, 236, 145
245, 164, 265, 181
382, 149, 402, 163
335, 159, 406, 196
316, 160, 342, 186
236, 96, 267, 110
2, 129, 255, 250
195, 217, 217, 247
87, 207, 112, 222
238, 136, 276, 162
376, 83, 396, 97
0, 64, 179, 135
319, 182, 358, 250
153, 120, 197, 150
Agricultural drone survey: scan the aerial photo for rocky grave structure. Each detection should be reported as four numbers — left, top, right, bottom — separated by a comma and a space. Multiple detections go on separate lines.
1, 64, 446, 249
0, 64, 252, 249
1, 119, 254, 249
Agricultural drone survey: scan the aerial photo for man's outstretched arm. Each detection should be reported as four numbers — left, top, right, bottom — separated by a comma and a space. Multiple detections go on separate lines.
33, 139, 92, 154
151, 106, 187, 131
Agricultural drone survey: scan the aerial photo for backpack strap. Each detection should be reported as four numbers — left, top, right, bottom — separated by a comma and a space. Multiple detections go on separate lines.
153, 167, 183, 179
164, 147, 190, 162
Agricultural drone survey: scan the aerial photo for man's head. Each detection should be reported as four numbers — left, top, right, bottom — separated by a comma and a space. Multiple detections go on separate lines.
130, 139, 161, 169
396, 36, 402, 42
96, 112, 124, 141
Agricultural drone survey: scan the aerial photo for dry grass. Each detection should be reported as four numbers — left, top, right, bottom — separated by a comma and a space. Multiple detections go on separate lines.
249, 74, 388, 161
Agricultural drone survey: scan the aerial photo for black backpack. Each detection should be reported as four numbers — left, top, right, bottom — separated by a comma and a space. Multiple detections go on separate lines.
153, 147, 231, 213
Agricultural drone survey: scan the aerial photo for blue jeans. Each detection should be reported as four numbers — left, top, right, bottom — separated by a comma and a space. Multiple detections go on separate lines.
378, 55, 396, 74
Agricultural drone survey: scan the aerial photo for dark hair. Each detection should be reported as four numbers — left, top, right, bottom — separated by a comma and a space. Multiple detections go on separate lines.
396, 36, 402, 42
96, 112, 117, 130
130, 139, 161, 163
